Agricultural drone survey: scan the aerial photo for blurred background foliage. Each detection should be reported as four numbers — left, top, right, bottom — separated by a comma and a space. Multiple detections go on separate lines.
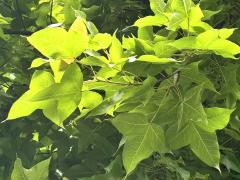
0, 0, 240, 179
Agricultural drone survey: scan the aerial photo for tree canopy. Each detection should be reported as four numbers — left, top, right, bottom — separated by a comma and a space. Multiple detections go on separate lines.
1, 0, 240, 179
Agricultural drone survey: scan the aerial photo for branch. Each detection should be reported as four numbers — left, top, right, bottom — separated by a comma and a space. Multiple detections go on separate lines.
92, 78, 143, 86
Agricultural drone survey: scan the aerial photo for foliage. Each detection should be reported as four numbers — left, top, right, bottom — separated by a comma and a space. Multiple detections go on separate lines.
1, 0, 240, 179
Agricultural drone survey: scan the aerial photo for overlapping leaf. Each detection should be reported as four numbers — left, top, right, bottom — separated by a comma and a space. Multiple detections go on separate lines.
11, 158, 50, 180
8, 63, 83, 126
112, 113, 168, 175
27, 26, 88, 60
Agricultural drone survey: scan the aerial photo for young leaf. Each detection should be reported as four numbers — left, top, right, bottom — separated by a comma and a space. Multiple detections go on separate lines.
7, 71, 55, 120
138, 27, 154, 41
109, 32, 123, 64
154, 41, 177, 58
89, 33, 112, 51
80, 56, 109, 67
29, 58, 48, 69
134, 15, 168, 28
8, 63, 83, 126
180, 5, 212, 32
78, 91, 103, 118
149, 0, 166, 14
171, 0, 192, 17
69, 17, 88, 37
138, 55, 176, 64
27, 27, 88, 60
171, 29, 240, 58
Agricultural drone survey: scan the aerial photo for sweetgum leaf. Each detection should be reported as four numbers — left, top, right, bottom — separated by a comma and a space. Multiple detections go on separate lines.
11, 158, 50, 180
27, 27, 88, 59
149, 0, 166, 14
166, 122, 220, 169
112, 113, 168, 175
197, 108, 234, 132
134, 15, 168, 28
8, 63, 83, 126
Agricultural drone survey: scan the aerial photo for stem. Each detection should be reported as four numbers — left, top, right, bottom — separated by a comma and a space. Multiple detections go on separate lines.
93, 78, 142, 86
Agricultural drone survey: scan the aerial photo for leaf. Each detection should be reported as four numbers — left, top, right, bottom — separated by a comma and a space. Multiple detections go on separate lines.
166, 122, 220, 168
78, 91, 103, 118
7, 71, 55, 120
138, 27, 154, 41
166, 123, 193, 150
63, 0, 81, 24
171, 29, 240, 58
164, 88, 223, 168
157, 85, 208, 130
50, 60, 68, 83
195, 29, 240, 58
149, 0, 166, 14
135, 38, 154, 55
138, 55, 176, 64
180, 62, 216, 92
11, 158, 28, 180
89, 33, 112, 51
29, 58, 48, 69
167, 0, 194, 30
86, 21, 99, 35
134, 15, 168, 28
27, 27, 88, 59
80, 91, 103, 109
167, 11, 185, 30
38, 63, 83, 126
198, 108, 233, 132
109, 32, 123, 64
170, 36, 196, 49
222, 152, 240, 173
69, 17, 88, 37
171, 0, 192, 17
8, 63, 83, 126
218, 28, 236, 39
80, 56, 109, 67
154, 41, 177, 58
31, 63, 82, 102
190, 123, 220, 169
30, 83, 80, 101
180, 5, 212, 32
112, 113, 168, 175
61, 62, 83, 85
202, 9, 221, 20
207, 39, 240, 59
24, 158, 51, 180
11, 158, 50, 180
